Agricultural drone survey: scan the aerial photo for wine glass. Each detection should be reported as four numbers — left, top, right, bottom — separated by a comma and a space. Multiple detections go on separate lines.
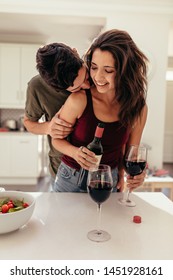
119, 145, 147, 207
87, 164, 113, 242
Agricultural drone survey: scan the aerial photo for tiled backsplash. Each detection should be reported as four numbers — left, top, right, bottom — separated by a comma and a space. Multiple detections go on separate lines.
0, 109, 24, 126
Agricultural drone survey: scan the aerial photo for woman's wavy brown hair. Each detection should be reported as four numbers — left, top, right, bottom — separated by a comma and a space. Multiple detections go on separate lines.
84, 29, 148, 127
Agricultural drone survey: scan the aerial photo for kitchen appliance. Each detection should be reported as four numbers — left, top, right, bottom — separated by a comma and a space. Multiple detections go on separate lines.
18, 115, 26, 131
3, 119, 18, 130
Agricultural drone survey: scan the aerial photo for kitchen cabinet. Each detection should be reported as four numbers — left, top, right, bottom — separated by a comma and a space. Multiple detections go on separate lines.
0, 43, 40, 108
0, 133, 44, 185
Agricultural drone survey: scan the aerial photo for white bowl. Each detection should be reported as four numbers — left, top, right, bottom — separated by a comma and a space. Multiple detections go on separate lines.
0, 191, 35, 234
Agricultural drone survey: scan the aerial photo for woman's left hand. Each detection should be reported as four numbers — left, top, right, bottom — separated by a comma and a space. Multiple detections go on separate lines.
126, 170, 146, 192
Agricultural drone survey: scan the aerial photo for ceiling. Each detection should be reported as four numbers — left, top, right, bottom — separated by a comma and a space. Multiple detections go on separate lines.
0, 0, 172, 55
0, 12, 105, 54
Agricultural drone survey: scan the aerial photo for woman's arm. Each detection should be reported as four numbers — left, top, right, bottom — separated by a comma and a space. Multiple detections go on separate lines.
115, 144, 125, 192
125, 104, 148, 191
127, 104, 148, 147
52, 91, 97, 169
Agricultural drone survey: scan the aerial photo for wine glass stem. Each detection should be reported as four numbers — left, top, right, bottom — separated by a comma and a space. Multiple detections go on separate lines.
97, 203, 102, 233
126, 189, 130, 201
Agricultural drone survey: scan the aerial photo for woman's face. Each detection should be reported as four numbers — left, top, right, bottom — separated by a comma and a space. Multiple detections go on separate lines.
90, 49, 116, 93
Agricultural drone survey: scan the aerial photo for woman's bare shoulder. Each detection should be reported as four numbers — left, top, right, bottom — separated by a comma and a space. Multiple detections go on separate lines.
68, 90, 87, 103
61, 90, 87, 120
65, 90, 87, 110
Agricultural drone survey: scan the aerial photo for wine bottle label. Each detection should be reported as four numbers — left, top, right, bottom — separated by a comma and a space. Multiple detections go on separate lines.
90, 155, 102, 171
95, 126, 104, 138
95, 154, 102, 165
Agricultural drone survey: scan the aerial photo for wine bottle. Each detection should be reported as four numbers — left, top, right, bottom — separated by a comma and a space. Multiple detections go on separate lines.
78, 122, 105, 190
87, 122, 105, 167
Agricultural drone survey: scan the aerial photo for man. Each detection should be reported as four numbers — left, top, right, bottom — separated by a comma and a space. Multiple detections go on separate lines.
24, 43, 90, 181
24, 42, 145, 191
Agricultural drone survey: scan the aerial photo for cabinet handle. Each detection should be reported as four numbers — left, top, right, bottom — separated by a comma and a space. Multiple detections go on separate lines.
19, 141, 29, 144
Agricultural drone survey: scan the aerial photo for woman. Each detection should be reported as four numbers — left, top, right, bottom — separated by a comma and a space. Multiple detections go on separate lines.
52, 29, 148, 192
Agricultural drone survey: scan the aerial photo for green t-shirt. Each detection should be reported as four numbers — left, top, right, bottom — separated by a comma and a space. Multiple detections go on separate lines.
25, 75, 70, 177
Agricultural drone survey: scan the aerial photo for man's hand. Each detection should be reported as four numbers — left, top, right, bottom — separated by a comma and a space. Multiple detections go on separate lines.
48, 111, 73, 139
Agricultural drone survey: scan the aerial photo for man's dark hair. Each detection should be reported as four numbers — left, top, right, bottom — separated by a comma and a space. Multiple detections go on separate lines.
36, 42, 83, 90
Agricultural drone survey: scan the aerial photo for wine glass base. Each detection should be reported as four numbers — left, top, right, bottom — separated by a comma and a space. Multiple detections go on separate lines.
87, 230, 111, 242
118, 198, 136, 207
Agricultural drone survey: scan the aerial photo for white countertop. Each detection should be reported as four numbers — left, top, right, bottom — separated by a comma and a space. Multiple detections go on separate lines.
0, 131, 34, 135
145, 175, 173, 183
0, 192, 173, 260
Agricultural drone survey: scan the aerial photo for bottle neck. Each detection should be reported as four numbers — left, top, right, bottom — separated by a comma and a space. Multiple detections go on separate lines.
93, 137, 102, 144
95, 126, 104, 138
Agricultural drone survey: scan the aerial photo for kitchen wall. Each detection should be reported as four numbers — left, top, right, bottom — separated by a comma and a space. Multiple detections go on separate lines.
163, 80, 173, 162
164, 31, 173, 163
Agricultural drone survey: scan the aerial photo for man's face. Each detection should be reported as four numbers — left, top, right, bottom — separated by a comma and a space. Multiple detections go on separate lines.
67, 65, 90, 93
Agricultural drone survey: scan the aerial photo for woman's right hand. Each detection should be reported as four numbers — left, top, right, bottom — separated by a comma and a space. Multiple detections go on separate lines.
73, 146, 98, 170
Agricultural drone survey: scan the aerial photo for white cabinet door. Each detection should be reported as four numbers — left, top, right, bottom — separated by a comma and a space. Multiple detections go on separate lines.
0, 136, 11, 177
10, 135, 39, 177
20, 45, 39, 106
0, 134, 42, 184
0, 44, 40, 108
0, 45, 21, 107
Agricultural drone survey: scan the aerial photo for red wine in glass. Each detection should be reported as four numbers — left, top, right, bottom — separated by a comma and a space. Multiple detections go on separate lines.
88, 181, 112, 204
87, 164, 113, 242
119, 145, 147, 207
124, 160, 146, 176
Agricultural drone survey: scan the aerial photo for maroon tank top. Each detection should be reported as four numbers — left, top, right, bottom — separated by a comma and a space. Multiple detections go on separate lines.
62, 90, 130, 170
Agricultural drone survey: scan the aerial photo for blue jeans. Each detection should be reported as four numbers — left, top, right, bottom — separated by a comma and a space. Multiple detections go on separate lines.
53, 161, 118, 192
